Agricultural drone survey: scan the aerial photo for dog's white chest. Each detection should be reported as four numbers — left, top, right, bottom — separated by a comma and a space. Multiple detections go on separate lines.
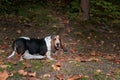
45, 36, 51, 51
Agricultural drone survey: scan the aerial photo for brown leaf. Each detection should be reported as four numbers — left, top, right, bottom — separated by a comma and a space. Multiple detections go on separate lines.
17, 30, 21, 34
90, 51, 97, 56
74, 57, 80, 62
1, 44, 7, 49
28, 72, 36, 77
18, 70, 27, 76
104, 55, 115, 60
68, 75, 82, 80
23, 62, 32, 68
94, 69, 102, 75
70, 48, 76, 54
52, 62, 61, 71
43, 74, 51, 78
0, 70, 9, 80
29, 77, 39, 80
0, 65, 9, 69
88, 57, 100, 62
52, 64, 60, 71
0, 49, 5, 53
55, 74, 64, 80
113, 60, 120, 64
96, 69, 102, 73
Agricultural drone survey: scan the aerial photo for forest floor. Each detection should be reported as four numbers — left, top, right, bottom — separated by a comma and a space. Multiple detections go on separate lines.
0, 12, 120, 80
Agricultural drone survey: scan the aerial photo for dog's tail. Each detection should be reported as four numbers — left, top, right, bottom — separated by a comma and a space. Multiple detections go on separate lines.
7, 44, 16, 59
7, 51, 16, 59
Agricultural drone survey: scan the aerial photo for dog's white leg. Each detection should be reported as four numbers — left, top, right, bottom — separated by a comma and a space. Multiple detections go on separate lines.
19, 56, 24, 61
46, 51, 54, 60
7, 51, 16, 59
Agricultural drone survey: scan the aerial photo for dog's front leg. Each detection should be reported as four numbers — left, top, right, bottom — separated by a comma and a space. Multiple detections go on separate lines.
20, 56, 24, 61
46, 51, 54, 60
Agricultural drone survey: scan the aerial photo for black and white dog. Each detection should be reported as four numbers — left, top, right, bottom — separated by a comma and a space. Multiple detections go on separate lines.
7, 35, 66, 60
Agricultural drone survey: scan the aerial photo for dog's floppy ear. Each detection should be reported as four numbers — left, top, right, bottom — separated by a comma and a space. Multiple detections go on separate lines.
59, 37, 68, 52
51, 35, 56, 53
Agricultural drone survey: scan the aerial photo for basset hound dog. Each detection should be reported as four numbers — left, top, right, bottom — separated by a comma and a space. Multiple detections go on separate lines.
7, 35, 67, 61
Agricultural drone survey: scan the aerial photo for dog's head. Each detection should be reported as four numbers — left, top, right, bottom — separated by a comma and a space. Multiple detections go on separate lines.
51, 35, 67, 52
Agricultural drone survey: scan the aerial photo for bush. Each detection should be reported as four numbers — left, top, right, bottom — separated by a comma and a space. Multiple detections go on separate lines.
91, 0, 120, 18
0, 0, 45, 14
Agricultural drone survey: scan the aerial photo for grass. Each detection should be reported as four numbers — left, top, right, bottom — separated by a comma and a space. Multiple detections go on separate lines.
8, 72, 23, 80
0, 68, 4, 72
6, 65, 15, 72
93, 74, 112, 80
18, 4, 58, 27
112, 68, 120, 80
29, 60, 44, 71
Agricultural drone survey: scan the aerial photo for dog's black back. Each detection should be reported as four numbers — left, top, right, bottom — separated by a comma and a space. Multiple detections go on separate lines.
13, 38, 47, 56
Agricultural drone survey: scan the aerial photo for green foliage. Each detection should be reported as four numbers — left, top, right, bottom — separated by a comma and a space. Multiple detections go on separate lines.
90, 0, 120, 25
0, 68, 4, 72
6, 65, 14, 72
0, 0, 46, 14
66, 0, 80, 19
91, 0, 120, 17
0, 0, 120, 25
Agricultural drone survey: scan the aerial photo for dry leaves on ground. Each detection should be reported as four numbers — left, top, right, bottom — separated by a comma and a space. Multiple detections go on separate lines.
0, 70, 9, 80
55, 74, 64, 80
68, 75, 82, 80
43, 73, 51, 78
18, 69, 36, 77
52, 61, 62, 71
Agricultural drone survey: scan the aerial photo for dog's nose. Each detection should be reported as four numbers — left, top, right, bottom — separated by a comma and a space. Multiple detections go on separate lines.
56, 43, 60, 47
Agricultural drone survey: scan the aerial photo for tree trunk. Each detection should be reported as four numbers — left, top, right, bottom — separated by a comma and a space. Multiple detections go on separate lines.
80, 0, 90, 20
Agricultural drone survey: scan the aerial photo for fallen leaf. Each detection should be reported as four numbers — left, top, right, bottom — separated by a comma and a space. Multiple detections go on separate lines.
28, 72, 36, 77
104, 55, 115, 60
88, 57, 100, 62
84, 75, 89, 78
113, 60, 120, 64
87, 36, 91, 39
4, 36, 9, 40
0, 49, 5, 53
0, 65, 9, 69
17, 30, 21, 34
0, 44, 7, 49
100, 40, 104, 46
55, 74, 64, 80
18, 70, 27, 76
3, 27, 7, 31
96, 69, 102, 73
43, 74, 51, 78
0, 70, 9, 80
90, 51, 97, 56
106, 73, 111, 76
68, 75, 82, 80
52, 64, 60, 71
29, 77, 39, 80
94, 69, 102, 75
74, 57, 80, 62
70, 48, 76, 54
52, 62, 61, 71
23, 62, 32, 68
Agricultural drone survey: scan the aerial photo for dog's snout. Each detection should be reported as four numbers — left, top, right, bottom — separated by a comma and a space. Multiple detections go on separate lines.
56, 43, 60, 47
